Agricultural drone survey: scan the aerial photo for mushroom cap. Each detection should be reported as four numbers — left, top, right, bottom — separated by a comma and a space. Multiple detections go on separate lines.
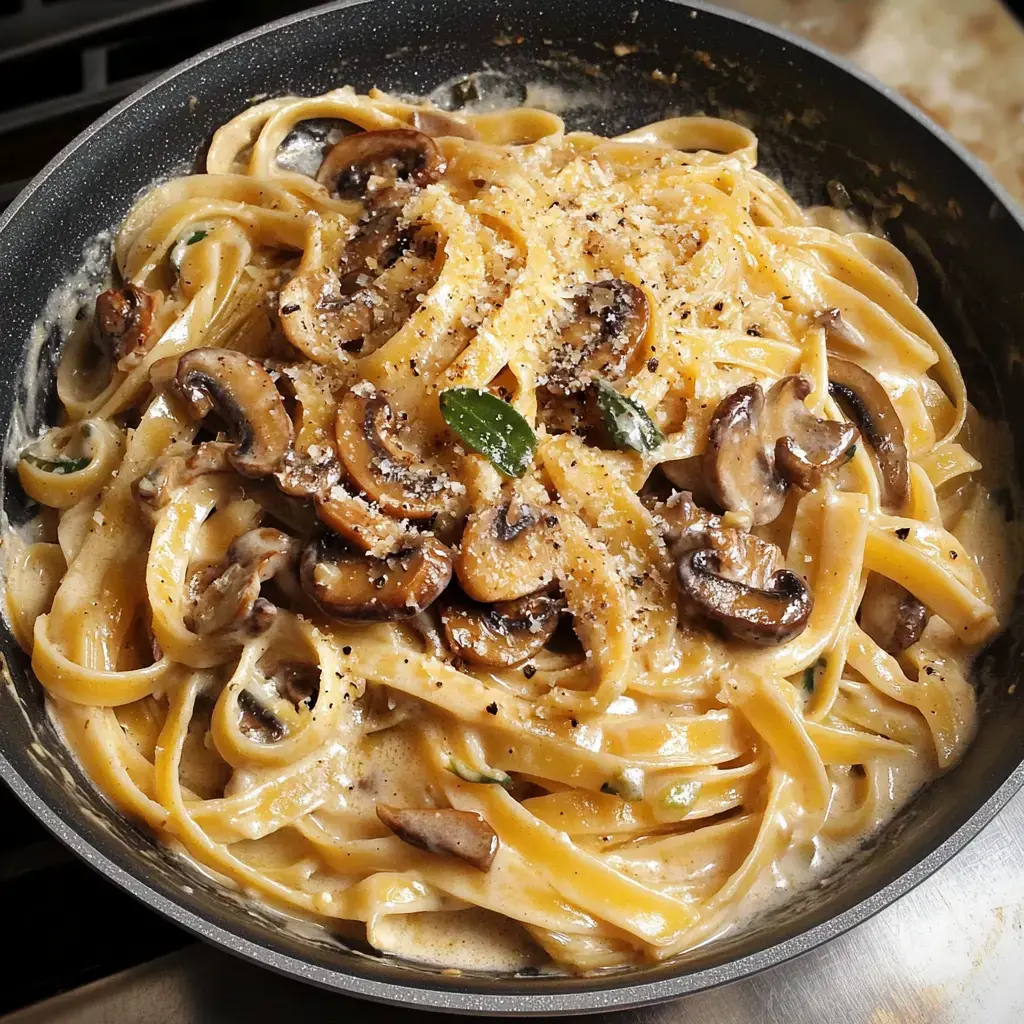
95, 284, 161, 370
299, 533, 452, 621
441, 590, 565, 667
704, 376, 858, 525
677, 547, 812, 645
174, 349, 293, 478
455, 500, 562, 603
278, 269, 373, 363
827, 357, 909, 511
544, 280, 650, 395
335, 389, 451, 520
859, 573, 929, 655
704, 383, 787, 526
316, 128, 444, 199
314, 484, 412, 558
376, 804, 499, 871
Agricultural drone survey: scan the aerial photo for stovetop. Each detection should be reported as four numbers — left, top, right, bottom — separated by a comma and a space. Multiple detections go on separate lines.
2, 1, 1024, 1021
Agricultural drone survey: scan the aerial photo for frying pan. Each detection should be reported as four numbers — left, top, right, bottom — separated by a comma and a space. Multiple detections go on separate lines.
2, 0, 1023, 1015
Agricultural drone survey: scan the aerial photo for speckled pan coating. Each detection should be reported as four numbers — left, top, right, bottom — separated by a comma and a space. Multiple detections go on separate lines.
1, 0, 1024, 1015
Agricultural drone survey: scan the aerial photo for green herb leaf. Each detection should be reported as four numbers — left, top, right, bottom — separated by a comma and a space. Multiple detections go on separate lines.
187, 229, 208, 245
446, 756, 513, 790
22, 453, 90, 475
600, 767, 645, 801
592, 380, 664, 454
661, 779, 702, 813
439, 387, 537, 478
803, 657, 827, 694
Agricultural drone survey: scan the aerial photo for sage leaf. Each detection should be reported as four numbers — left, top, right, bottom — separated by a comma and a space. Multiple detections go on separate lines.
439, 387, 536, 478
592, 380, 664, 454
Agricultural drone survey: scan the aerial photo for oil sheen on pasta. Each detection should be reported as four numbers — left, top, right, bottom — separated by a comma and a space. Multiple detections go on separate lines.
4, 87, 1018, 974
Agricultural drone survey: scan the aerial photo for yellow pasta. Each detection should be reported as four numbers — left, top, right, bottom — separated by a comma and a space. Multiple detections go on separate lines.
4, 87, 1015, 974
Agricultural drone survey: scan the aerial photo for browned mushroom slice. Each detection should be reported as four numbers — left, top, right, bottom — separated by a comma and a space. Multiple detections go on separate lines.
95, 284, 161, 370
816, 307, 869, 351
273, 447, 342, 499
704, 376, 857, 525
134, 440, 233, 516
441, 590, 565, 667
677, 547, 812, 645
278, 269, 374, 357
316, 129, 444, 200
314, 484, 412, 558
174, 349, 293, 478
455, 499, 562, 603
704, 383, 787, 526
828, 357, 909, 511
376, 804, 499, 871
299, 533, 452, 621
544, 280, 649, 395
768, 376, 859, 490
335, 389, 451, 520
411, 109, 480, 141
859, 573, 929, 655
191, 528, 300, 636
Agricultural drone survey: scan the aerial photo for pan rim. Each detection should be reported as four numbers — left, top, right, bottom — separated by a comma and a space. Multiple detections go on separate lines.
1, 0, 1023, 1013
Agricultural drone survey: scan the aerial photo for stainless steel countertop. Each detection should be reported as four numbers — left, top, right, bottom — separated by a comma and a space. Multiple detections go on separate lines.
9, 786, 1023, 1023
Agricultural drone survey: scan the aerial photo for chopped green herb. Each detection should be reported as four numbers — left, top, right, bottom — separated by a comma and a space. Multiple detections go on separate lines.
22, 453, 90, 475
446, 756, 513, 790
845, 444, 857, 459
591, 380, 664, 454
661, 779, 702, 814
601, 766, 645, 801
439, 387, 537, 478
187, 229, 208, 245
803, 657, 827, 693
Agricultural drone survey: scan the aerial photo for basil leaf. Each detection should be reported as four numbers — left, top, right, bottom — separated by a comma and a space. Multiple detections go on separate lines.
446, 756, 513, 790
187, 230, 208, 245
22, 453, 90, 475
439, 387, 536, 478
592, 380, 664, 454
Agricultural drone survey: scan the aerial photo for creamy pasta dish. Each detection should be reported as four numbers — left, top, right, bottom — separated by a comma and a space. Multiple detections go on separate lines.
4, 87, 1017, 973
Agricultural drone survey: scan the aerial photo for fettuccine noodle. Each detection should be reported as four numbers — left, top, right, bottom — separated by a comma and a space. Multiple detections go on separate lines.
5, 87, 1017, 972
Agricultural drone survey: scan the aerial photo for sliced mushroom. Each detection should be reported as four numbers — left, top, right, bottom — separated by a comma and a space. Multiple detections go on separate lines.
335, 388, 452, 520
455, 499, 562, 603
278, 269, 374, 358
859, 573, 929, 655
316, 129, 444, 200
543, 280, 649, 395
816, 307, 869, 352
677, 547, 812, 645
315, 484, 412, 558
656, 491, 782, 590
768, 376, 859, 490
238, 661, 321, 742
95, 284, 161, 370
273, 446, 342, 499
300, 533, 452, 621
174, 349, 293, 478
704, 376, 858, 525
376, 804, 499, 871
827, 357, 909, 511
134, 440, 233, 518
191, 528, 300, 636
441, 590, 565, 667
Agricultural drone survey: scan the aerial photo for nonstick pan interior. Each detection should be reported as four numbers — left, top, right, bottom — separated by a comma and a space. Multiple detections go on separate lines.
1, 0, 1023, 1014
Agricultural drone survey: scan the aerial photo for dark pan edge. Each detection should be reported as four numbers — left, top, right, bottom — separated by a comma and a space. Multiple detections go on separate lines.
1, 0, 1023, 1014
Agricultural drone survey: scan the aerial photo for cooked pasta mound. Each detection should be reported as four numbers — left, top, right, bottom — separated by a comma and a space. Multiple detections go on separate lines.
6, 87, 1015, 972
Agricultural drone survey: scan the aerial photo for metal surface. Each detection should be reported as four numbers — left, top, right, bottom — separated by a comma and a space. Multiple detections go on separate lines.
2, 0, 1024, 1015
9, 785, 1024, 1024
